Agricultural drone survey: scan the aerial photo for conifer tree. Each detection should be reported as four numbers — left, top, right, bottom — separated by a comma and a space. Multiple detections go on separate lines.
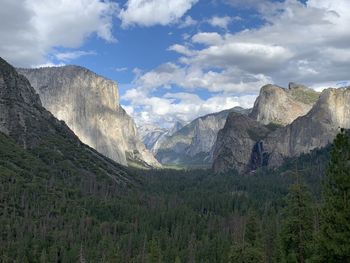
318, 129, 350, 262
229, 212, 264, 263
279, 179, 314, 263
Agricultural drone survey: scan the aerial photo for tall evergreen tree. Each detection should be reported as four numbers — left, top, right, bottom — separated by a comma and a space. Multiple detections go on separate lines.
229, 212, 264, 263
318, 129, 350, 262
279, 179, 314, 263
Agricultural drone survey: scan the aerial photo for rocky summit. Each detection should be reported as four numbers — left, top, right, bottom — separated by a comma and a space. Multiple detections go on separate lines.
18, 66, 160, 168
249, 82, 320, 126
155, 107, 250, 167
263, 87, 350, 167
212, 112, 271, 173
0, 57, 130, 184
213, 84, 350, 173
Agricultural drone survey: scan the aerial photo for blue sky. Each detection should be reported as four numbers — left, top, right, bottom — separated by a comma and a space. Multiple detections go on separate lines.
1, 0, 350, 127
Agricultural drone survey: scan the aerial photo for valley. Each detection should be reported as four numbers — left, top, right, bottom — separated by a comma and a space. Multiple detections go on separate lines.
0, 55, 349, 262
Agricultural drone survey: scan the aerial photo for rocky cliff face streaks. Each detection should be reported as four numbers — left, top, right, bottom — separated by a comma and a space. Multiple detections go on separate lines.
213, 85, 350, 173
249, 83, 319, 126
155, 107, 250, 167
18, 66, 160, 167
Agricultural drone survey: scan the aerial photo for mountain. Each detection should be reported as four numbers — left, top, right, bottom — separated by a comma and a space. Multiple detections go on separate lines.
0, 56, 130, 184
17, 66, 160, 168
138, 120, 186, 154
263, 87, 350, 167
249, 82, 320, 126
138, 124, 168, 152
212, 112, 271, 173
213, 85, 350, 173
155, 107, 251, 167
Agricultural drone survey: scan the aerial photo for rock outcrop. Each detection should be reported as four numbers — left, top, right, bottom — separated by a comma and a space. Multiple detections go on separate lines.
213, 85, 350, 173
212, 112, 270, 173
263, 87, 350, 166
155, 107, 250, 167
0, 57, 130, 183
18, 66, 160, 168
249, 83, 319, 126
138, 124, 169, 153
138, 121, 186, 154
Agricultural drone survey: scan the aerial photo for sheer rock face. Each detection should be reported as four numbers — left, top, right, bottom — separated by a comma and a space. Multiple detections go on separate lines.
263, 87, 350, 166
212, 86, 350, 173
155, 107, 250, 166
212, 112, 270, 173
18, 66, 160, 167
138, 124, 169, 153
0, 57, 54, 148
0, 57, 131, 183
249, 83, 319, 126
139, 121, 187, 156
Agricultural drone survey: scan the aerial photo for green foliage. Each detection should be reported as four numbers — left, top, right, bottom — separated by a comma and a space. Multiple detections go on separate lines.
266, 122, 284, 131
290, 88, 320, 105
317, 129, 350, 262
0, 129, 335, 262
279, 180, 315, 263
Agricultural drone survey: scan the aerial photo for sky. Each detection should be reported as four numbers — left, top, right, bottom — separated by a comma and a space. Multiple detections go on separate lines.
1, 0, 350, 128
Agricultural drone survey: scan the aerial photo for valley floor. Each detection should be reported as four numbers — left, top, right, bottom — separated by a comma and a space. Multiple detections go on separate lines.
0, 129, 331, 262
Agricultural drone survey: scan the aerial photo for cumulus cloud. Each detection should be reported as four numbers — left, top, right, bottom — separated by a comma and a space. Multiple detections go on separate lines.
135, 62, 271, 93
136, 0, 350, 90
178, 16, 198, 28
191, 32, 223, 45
0, 0, 117, 67
126, 0, 350, 126
207, 16, 233, 29
54, 50, 96, 62
122, 87, 256, 127
119, 0, 198, 27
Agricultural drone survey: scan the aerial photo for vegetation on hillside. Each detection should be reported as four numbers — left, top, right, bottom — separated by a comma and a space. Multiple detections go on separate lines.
0, 130, 349, 262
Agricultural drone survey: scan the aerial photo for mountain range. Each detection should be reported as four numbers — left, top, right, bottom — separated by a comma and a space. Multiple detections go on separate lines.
213, 83, 350, 173
1, 56, 347, 174
152, 107, 250, 168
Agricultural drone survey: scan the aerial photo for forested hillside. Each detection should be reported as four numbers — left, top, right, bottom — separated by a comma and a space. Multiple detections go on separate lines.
2, 129, 347, 262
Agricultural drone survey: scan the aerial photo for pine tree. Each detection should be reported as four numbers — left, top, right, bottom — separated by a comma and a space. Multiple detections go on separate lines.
318, 129, 350, 262
228, 212, 264, 263
148, 238, 162, 263
279, 179, 314, 263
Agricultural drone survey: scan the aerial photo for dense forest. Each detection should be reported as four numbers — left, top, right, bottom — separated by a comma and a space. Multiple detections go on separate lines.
0, 130, 349, 262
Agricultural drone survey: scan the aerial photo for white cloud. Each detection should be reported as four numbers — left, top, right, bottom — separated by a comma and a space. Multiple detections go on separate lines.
123, 87, 257, 127
136, 62, 271, 93
119, 0, 198, 27
178, 16, 198, 28
127, 0, 350, 126
34, 62, 66, 68
185, 42, 293, 74
54, 50, 96, 62
168, 44, 194, 56
0, 0, 117, 67
208, 16, 233, 29
137, 0, 350, 94
115, 67, 128, 72
192, 32, 223, 45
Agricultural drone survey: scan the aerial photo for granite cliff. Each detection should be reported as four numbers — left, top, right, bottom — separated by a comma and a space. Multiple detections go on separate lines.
0, 57, 130, 183
18, 66, 160, 168
155, 107, 250, 167
249, 82, 319, 126
138, 121, 185, 154
263, 87, 350, 166
212, 112, 271, 173
213, 85, 350, 173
